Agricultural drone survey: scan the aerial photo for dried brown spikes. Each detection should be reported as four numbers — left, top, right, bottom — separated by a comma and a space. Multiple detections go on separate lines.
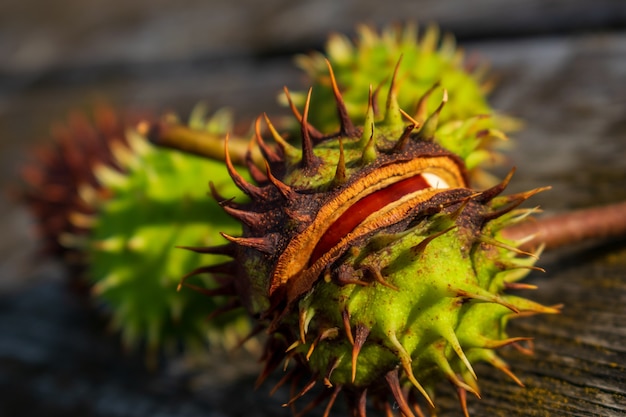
223, 134, 267, 200
264, 160, 296, 199
483, 186, 551, 222
306, 328, 339, 361
392, 123, 416, 153
205, 298, 242, 322
220, 232, 276, 254
482, 336, 533, 349
324, 58, 357, 136
457, 385, 470, 417
254, 116, 281, 164
283, 374, 318, 407
175, 242, 236, 256
283, 86, 325, 142
385, 369, 417, 417
341, 308, 354, 345
476, 167, 516, 204
245, 136, 268, 183
300, 88, 322, 171
177, 263, 236, 291
351, 324, 371, 383
221, 204, 265, 228
322, 385, 342, 417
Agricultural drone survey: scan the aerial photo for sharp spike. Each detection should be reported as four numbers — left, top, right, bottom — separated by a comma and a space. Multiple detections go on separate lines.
300, 87, 321, 170
282, 374, 318, 407
245, 135, 268, 184
208, 181, 238, 207
299, 306, 315, 343
254, 116, 281, 164
359, 85, 376, 147
220, 232, 276, 254
224, 134, 268, 200
483, 186, 552, 222
294, 388, 331, 417
457, 385, 470, 417
412, 82, 441, 124
351, 324, 371, 383
264, 160, 296, 199
399, 108, 420, 128
486, 353, 525, 387
323, 355, 341, 387
410, 226, 456, 258
392, 123, 416, 153
263, 113, 300, 163
482, 336, 534, 349
355, 389, 367, 417
500, 262, 546, 274
221, 204, 265, 227
256, 339, 288, 388
478, 234, 538, 259
305, 328, 339, 361
332, 137, 347, 188
454, 286, 520, 314
511, 339, 535, 356
360, 125, 377, 165
439, 327, 477, 381
388, 332, 434, 408
385, 369, 417, 417
283, 86, 325, 141
429, 342, 480, 398
504, 282, 539, 291
324, 58, 357, 136
366, 265, 399, 291
341, 309, 355, 346
417, 89, 448, 141
175, 242, 236, 256
270, 368, 298, 396
177, 262, 236, 291
384, 56, 404, 127
322, 385, 342, 417
475, 167, 516, 203
371, 79, 385, 118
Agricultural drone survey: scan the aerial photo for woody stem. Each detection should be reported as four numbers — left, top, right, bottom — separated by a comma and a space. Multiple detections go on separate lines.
502, 201, 626, 251
140, 120, 265, 166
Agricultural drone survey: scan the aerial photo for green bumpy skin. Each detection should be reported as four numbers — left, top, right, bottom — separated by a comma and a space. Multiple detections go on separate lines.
290, 23, 519, 185
197, 61, 558, 416
83, 107, 251, 356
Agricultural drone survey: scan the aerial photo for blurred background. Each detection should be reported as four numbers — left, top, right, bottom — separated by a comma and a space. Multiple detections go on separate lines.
1, 1, 625, 416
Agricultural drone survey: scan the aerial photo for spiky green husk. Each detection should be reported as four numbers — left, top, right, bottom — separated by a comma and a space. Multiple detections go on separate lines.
290, 23, 519, 185
202, 62, 557, 416
285, 195, 554, 415
22, 106, 252, 357
87, 108, 254, 355
18, 106, 134, 262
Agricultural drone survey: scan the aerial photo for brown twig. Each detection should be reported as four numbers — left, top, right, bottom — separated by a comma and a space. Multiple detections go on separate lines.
502, 201, 626, 251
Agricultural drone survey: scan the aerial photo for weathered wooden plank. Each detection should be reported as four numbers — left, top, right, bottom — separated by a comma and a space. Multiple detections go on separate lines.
0, 13, 625, 417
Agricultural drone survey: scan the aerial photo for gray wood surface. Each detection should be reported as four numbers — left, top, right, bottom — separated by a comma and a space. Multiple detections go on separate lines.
1, 1, 625, 416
